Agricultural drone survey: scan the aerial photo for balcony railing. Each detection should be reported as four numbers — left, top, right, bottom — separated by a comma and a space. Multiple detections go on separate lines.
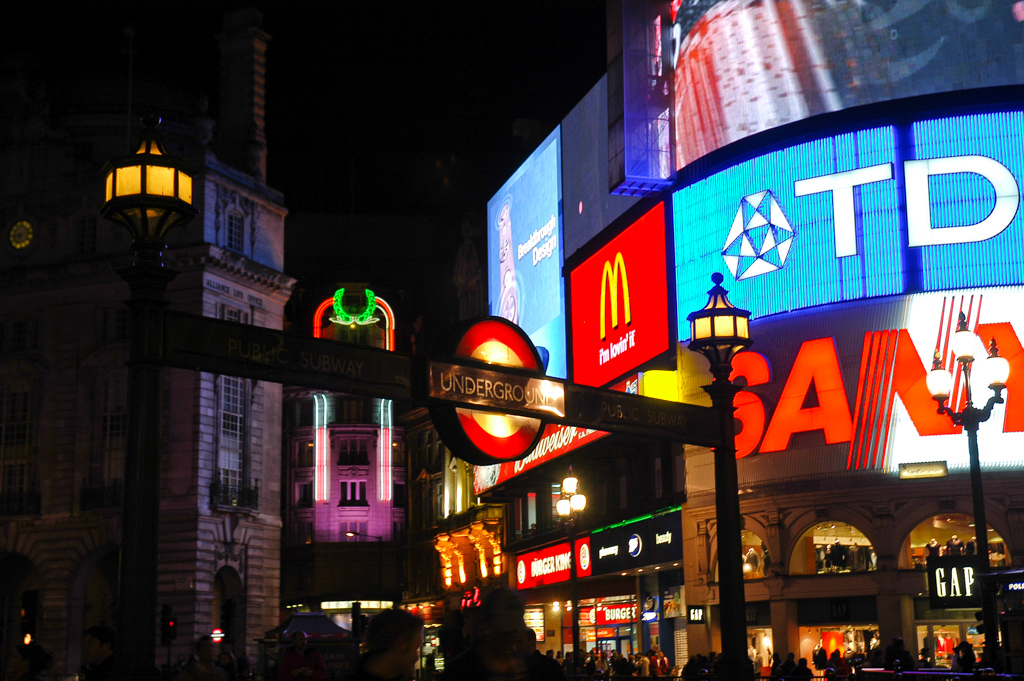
211, 477, 259, 510
80, 479, 122, 511
0, 485, 41, 515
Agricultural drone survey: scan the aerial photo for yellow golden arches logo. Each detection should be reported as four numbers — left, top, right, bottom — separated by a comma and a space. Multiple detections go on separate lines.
599, 252, 631, 341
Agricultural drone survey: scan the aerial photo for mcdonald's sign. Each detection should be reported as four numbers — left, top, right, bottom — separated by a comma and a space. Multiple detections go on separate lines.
570, 203, 669, 387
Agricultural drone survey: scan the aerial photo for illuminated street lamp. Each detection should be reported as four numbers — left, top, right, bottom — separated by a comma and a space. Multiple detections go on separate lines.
100, 116, 197, 677
556, 467, 586, 670
927, 312, 1009, 665
687, 273, 752, 681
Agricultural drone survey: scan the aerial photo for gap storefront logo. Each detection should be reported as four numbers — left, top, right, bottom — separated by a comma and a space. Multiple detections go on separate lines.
675, 111, 1024, 339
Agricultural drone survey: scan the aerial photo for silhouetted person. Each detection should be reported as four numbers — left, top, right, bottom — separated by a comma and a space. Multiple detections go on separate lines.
82, 625, 116, 681
8, 641, 54, 681
791, 658, 813, 678
180, 636, 229, 681
345, 608, 424, 681
281, 632, 326, 681
883, 637, 915, 671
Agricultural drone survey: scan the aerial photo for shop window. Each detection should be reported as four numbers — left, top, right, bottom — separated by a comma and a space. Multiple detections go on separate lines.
296, 441, 314, 468
902, 513, 1007, 569
789, 520, 876, 575
741, 529, 771, 580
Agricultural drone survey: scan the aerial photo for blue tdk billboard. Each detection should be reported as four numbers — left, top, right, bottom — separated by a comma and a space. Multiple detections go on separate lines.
674, 111, 1024, 340
487, 127, 566, 378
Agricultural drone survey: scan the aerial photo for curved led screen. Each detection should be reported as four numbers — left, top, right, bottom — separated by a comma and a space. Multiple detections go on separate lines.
675, 110, 1024, 341
669, 0, 1024, 170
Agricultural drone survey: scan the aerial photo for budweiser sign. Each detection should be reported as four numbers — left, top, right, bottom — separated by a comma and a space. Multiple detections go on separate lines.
473, 424, 608, 494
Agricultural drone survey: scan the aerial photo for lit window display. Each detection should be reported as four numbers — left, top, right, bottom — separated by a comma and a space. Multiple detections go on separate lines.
790, 521, 876, 575
902, 513, 1008, 569
741, 529, 770, 580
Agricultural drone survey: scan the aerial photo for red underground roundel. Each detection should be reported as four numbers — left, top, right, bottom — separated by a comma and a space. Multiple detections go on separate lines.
429, 317, 551, 466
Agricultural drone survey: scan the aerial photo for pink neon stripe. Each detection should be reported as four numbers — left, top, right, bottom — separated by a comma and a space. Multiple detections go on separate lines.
859, 332, 884, 469
875, 331, 900, 471
868, 331, 895, 469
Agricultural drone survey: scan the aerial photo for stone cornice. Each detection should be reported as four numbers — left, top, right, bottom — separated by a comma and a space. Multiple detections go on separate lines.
167, 243, 296, 299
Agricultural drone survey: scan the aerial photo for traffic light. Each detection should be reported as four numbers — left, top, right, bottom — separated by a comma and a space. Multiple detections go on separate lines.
161, 605, 177, 646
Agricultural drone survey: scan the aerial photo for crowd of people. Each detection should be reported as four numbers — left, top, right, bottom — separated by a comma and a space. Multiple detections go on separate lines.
11, 600, 987, 681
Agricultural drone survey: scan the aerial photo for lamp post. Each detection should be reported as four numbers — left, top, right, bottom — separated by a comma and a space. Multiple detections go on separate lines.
346, 531, 385, 598
926, 312, 1010, 667
687, 273, 752, 681
556, 467, 587, 671
100, 115, 197, 676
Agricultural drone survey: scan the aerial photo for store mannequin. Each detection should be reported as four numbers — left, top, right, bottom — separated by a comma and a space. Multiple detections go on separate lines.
926, 538, 941, 557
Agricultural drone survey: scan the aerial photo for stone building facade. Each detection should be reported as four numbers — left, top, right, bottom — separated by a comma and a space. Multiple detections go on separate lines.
0, 9, 294, 672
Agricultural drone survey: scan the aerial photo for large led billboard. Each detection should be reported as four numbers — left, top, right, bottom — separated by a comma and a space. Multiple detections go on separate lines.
674, 111, 1024, 340
668, 0, 1024, 170
570, 203, 670, 387
680, 286, 1024, 491
562, 76, 640, 258
488, 128, 567, 378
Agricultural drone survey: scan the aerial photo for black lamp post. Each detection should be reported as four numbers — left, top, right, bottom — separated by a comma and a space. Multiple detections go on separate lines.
556, 467, 587, 670
100, 115, 197, 677
687, 273, 753, 681
346, 530, 385, 597
926, 312, 1010, 667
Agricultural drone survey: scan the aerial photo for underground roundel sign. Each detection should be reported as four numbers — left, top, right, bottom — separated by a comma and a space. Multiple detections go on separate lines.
428, 317, 564, 466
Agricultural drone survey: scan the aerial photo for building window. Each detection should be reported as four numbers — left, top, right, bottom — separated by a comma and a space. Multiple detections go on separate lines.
296, 441, 314, 468
98, 307, 129, 342
226, 211, 244, 252
394, 479, 406, 506
297, 483, 313, 508
97, 370, 127, 484
218, 376, 247, 489
0, 381, 32, 498
1, 319, 40, 353
342, 521, 368, 540
337, 438, 369, 465
78, 215, 97, 255
339, 480, 367, 506
220, 305, 250, 325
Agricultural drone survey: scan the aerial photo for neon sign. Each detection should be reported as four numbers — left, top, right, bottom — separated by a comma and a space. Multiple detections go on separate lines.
715, 286, 1024, 472
571, 203, 669, 387
675, 112, 1024, 340
313, 393, 329, 503
515, 537, 592, 590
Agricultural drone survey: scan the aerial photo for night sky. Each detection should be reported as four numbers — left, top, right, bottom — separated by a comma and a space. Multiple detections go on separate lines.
5, 1, 607, 217
5, 2, 607, 335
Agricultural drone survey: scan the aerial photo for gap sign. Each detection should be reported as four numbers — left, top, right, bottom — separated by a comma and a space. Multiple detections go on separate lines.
928, 556, 981, 609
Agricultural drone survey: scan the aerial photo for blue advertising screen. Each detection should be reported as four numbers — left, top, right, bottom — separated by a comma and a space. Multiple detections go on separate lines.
487, 127, 566, 378
674, 111, 1024, 341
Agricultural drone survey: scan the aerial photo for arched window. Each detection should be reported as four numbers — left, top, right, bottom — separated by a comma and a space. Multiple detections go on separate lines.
789, 520, 876, 575
902, 513, 1008, 569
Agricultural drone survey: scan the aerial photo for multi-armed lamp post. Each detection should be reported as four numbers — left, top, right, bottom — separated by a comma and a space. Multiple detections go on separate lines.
926, 312, 1010, 666
687, 273, 753, 681
100, 116, 197, 676
556, 467, 587, 670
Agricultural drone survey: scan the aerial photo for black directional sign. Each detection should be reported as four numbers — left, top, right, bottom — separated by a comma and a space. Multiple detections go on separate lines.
158, 311, 413, 399
145, 310, 723, 449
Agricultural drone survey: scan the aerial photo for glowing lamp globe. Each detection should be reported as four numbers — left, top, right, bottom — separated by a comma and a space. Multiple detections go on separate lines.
687, 273, 752, 377
100, 115, 197, 245
562, 472, 579, 496
985, 339, 1010, 390
556, 497, 571, 518
949, 312, 979, 363
570, 492, 587, 513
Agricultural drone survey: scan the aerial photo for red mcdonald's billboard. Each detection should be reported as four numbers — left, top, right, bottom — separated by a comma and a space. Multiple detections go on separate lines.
570, 203, 669, 387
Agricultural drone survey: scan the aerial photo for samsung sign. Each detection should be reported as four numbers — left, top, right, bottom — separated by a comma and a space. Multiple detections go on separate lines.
592, 510, 682, 575
675, 111, 1024, 340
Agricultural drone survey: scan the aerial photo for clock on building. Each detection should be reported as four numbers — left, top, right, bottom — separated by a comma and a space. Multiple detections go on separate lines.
8, 220, 33, 249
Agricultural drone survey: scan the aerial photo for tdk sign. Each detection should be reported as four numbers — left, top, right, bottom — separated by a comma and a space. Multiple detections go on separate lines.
675, 111, 1024, 336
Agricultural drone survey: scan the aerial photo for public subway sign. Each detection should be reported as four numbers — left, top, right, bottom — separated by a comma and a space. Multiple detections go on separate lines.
570, 203, 670, 387
714, 286, 1024, 475
928, 557, 981, 609
516, 537, 592, 590
675, 111, 1024, 338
